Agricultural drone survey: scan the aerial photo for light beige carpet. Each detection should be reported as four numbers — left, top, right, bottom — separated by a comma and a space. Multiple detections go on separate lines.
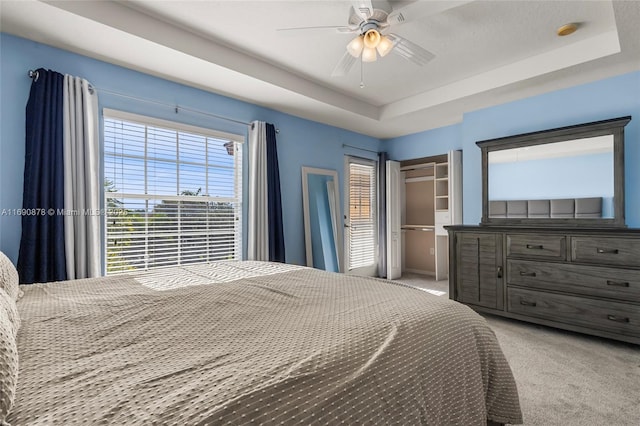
397, 275, 640, 426
484, 314, 640, 426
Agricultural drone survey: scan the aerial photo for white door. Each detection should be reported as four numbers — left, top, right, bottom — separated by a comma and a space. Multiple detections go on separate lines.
386, 160, 402, 279
344, 156, 378, 276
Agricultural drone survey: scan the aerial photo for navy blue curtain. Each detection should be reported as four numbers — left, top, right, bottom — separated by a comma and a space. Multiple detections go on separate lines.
17, 68, 67, 284
265, 123, 285, 263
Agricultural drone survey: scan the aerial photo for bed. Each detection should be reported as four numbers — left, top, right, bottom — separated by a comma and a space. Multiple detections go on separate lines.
1, 257, 522, 425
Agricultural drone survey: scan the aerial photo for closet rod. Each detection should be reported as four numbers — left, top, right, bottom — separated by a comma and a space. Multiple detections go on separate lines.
27, 69, 279, 132
342, 143, 378, 154
400, 163, 435, 172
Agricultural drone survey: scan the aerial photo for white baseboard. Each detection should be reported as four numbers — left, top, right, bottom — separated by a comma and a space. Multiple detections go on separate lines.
403, 268, 435, 277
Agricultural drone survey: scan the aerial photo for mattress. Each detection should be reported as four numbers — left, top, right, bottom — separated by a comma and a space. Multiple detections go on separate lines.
10, 261, 522, 425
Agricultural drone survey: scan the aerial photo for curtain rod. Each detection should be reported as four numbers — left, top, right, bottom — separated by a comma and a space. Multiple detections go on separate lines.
342, 143, 378, 154
96, 87, 255, 128
27, 69, 279, 132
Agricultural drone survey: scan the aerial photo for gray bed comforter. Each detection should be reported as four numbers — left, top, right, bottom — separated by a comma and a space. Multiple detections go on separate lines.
10, 261, 522, 425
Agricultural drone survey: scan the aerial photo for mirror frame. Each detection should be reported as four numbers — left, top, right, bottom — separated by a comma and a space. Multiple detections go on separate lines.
477, 116, 631, 228
301, 166, 344, 272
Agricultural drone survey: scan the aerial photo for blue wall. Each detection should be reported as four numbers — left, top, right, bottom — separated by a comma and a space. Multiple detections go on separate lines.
384, 123, 462, 160
3, 32, 639, 269
0, 33, 380, 266
383, 71, 640, 227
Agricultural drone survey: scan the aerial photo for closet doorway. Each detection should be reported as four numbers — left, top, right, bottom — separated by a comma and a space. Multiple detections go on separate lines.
386, 151, 462, 280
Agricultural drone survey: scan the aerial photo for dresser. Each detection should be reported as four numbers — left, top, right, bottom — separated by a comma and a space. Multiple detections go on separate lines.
447, 226, 640, 344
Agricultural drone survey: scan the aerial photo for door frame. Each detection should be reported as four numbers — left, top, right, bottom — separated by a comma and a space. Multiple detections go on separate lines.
386, 160, 402, 279
344, 155, 379, 276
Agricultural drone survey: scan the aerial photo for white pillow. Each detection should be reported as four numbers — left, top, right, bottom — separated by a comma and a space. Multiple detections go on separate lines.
0, 251, 19, 301
0, 298, 19, 424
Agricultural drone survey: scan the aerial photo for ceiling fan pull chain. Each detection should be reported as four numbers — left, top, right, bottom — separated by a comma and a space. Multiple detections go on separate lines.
360, 55, 365, 88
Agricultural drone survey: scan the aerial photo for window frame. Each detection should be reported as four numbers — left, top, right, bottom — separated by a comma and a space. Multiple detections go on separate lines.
102, 108, 244, 274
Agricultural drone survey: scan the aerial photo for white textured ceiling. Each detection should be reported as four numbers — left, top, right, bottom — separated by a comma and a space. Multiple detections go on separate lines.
2, 0, 639, 138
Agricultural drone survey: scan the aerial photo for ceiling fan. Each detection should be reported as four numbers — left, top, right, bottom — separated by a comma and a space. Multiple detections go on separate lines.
277, 0, 435, 78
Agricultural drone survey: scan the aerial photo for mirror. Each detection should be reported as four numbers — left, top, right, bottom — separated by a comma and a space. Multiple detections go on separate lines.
478, 116, 631, 227
302, 167, 343, 272
489, 136, 615, 217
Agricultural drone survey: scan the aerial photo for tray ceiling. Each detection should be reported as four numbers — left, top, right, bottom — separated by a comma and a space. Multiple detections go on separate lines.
2, 0, 639, 138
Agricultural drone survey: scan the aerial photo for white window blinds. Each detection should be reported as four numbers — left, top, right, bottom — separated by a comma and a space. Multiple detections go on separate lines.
103, 110, 243, 274
348, 160, 377, 270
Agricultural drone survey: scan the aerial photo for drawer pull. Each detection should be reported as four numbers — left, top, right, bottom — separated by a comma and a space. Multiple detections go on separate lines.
607, 315, 630, 323
597, 248, 619, 254
526, 244, 544, 250
606, 280, 630, 287
520, 299, 537, 307
519, 271, 537, 277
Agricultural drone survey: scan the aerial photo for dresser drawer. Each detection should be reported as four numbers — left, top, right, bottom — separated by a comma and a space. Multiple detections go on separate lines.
571, 237, 640, 267
507, 260, 640, 303
508, 287, 640, 338
507, 234, 566, 260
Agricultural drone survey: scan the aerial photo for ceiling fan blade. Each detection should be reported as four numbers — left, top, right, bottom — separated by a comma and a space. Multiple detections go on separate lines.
387, 33, 435, 66
369, 8, 389, 24
276, 25, 357, 34
355, 0, 395, 20
331, 51, 358, 77
386, 10, 406, 26
388, 0, 475, 25
348, 5, 364, 26
355, 0, 374, 19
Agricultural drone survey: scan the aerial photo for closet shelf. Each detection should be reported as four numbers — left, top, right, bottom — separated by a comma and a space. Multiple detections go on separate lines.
402, 224, 435, 229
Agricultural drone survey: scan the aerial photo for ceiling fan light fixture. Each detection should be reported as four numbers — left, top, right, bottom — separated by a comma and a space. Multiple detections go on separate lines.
347, 35, 364, 57
363, 29, 381, 49
376, 35, 393, 57
362, 46, 377, 62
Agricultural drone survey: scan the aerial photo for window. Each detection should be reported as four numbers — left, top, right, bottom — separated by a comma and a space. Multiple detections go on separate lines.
345, 157, 378, 273
103, 110, 243, 274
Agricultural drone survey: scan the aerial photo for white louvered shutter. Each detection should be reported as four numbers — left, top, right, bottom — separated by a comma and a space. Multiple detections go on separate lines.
347, 160, 377, 271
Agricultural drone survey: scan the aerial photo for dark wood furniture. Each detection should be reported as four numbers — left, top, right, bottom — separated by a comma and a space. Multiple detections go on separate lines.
447, 226, 640, 344
450, 116, 638, 344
